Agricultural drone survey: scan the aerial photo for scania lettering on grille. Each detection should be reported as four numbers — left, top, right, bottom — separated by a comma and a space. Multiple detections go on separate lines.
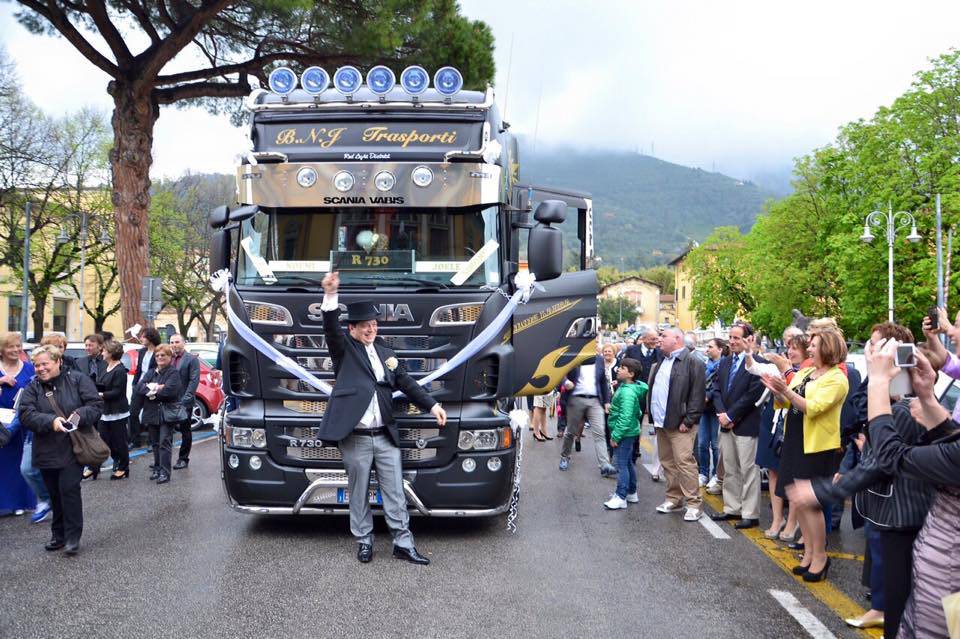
306, 303, 415, 323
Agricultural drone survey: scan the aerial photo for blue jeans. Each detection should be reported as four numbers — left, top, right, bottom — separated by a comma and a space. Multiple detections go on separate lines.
614, 436, 638, 498
20, 437, 50, 503
866, 523, 885, 611
697, 412, 720, 477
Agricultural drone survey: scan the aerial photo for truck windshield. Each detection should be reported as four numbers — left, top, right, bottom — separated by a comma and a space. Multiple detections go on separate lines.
236, 207, 500, 288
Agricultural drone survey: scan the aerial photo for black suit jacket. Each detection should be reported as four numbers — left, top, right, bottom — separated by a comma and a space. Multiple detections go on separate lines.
318, 308, 437, 446
74, 354, 106, 385
710, 353, 766, 437
625, 345, 661, 386
174, 352, 201, 409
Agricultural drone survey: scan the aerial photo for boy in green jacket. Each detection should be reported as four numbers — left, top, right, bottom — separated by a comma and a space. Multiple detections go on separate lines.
604, 358, 649, 510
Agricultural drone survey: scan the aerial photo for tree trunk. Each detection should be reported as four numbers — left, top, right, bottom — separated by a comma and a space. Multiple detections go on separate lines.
206, 301, 220, 341
31, 291, 46, 339
109, 85, 156, 332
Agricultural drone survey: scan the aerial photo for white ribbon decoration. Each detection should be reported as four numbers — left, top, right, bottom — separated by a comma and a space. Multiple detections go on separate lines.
210, 269, 536, 399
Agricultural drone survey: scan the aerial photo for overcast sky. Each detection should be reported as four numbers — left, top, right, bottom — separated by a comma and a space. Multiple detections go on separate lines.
2, 1, 959, 182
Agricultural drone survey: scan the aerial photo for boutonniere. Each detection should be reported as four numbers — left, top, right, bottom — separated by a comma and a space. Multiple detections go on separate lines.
385, 357, 399, 371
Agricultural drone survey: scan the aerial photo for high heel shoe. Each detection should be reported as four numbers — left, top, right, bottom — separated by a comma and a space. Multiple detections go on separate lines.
533, 433, 546, 442
791, 564, 810, 575
779, 526, 800, 542
110, 470, 129, 480
81, 467, 95, 480
803, 558, 831, 582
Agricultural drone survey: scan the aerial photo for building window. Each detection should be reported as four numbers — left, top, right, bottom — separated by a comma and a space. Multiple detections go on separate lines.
8, 296, 23, 332
682, 285, 686, 300
53, 299, 68, 334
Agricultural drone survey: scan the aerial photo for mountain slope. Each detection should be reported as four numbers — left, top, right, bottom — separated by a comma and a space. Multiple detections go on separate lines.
521, 148, 777, 268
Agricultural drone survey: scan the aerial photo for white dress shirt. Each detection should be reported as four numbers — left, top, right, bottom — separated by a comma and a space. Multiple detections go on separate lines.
573, 363, 598, 397
321, 292, 383, 430
650, 349, 680, 428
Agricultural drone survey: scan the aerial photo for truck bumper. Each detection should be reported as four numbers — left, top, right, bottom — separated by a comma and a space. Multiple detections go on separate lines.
221, 444, 516, 517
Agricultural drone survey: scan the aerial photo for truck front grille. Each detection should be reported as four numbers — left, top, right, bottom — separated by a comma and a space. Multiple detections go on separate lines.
287, 447, 438, 462
273, 334, 448, 351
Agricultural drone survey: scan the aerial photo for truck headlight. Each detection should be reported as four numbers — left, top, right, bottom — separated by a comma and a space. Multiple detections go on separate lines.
224, 425, 267, 449
458, 427, 512, 451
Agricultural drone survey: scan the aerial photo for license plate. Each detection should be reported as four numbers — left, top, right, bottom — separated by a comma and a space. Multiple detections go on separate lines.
337, 488, 382, 505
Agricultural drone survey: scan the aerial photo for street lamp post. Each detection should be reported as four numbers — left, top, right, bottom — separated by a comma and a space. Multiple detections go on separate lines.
860, 202, 921, 322
57, 211, 111, 336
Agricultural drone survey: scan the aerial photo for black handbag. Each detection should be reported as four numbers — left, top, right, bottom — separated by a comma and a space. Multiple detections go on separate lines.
161, 402, 188, 424
768, 408, 785, 458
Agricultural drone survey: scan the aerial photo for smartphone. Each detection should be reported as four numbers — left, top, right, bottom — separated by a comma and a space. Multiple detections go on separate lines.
928, 306, 939, 330
895, 343, 917, 368
62, 413, 80, 432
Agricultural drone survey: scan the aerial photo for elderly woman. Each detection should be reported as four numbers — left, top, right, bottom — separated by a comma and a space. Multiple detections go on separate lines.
18, 345, 103, 555
0, 332, 37, 516
763, 328, 847, 582
136, 344, 183, 484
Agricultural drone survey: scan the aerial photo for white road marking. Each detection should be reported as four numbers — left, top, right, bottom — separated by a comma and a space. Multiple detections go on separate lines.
768, 590, 837, 639
698, 514, 731, 539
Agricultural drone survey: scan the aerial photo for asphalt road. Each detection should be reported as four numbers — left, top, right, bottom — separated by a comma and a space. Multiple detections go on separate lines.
1, 424, 872, 639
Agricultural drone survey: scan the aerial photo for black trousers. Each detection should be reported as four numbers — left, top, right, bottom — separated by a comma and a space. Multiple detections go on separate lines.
149, 423, 174, 476
92, 418, 130, 477
40, 462, 84, 544
880, 528, 919, 638
176, 419, 192, 462
128, 393, 144, 446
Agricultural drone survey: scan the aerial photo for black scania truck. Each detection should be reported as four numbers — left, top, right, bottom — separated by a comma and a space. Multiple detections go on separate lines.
208, 70, 598, 517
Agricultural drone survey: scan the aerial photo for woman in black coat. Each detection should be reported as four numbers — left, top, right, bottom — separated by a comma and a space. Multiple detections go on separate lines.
18, 344, 103, 555
93, 340, 130, 480
135, 344, 183, 484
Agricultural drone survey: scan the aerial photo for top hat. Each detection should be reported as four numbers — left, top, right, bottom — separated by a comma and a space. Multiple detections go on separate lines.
345, 301, 379, 323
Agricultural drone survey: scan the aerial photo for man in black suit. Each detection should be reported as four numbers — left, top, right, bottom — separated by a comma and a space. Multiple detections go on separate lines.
74, 334, 107, 385
709, 322, 766, 529
169, 334, 201, 470
129, 327, 161, 449
318, 272, 447, 565
625, 329, 661, 385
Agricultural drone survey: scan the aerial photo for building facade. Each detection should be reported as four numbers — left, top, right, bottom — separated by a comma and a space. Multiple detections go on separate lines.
599, 277, 662, 331
670, 246, 699, 332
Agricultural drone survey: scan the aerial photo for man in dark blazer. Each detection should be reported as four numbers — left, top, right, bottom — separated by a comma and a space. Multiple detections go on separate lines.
74, 334, 107, 385
709, 322, 766, 528
318, 272, 447, 565
625, 329, 661, 385
169, 334, 201, 469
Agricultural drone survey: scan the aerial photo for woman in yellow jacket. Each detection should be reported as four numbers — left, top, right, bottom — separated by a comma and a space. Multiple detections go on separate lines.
763, 328, 848, 583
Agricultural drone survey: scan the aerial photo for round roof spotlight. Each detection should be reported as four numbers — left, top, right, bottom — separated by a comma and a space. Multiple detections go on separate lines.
433, 66, 463, 97
333, 171, 355, 192
400, 65, 430, 96
268, 67, 297, 96
366, 65, 396, 96
411, 166, 434, 188
300, 66, 329, 95
374, 171, 396, 192
333, 66, 363, 96
296, 167, 318, 188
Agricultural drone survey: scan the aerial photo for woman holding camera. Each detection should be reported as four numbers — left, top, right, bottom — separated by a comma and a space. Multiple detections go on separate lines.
18, 345, 103, 555
135, 344, 183, 484
762, 328, 847, 582
94, 340, 130, 480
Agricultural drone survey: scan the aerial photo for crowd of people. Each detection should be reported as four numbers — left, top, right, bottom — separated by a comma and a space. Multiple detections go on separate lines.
0, 328, 202, 555
544, 317, 959, 638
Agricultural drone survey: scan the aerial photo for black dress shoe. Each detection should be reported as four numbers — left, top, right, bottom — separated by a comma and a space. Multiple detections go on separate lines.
710, 512, 741, 521
64, 542, 80, 556
173, 459, 189, 470
393, 546, 430, 565
792, 564, 810, 575
156, 473, 170, 484
44, 539, 65, 551
788, 541, 805, 550
735, 518, 760, 529
357, 543, 373, 563
149, 470, 160, 481
803, 558, 831, 582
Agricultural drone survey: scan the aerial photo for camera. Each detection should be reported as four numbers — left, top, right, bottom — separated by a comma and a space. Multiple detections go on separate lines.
928, 305, 939, 331
895, 343, 917, 368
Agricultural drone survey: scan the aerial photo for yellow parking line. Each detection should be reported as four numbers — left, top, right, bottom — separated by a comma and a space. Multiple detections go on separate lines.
638, 433, 877, 636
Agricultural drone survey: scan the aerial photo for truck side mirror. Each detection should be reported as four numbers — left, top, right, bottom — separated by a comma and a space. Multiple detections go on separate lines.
209, 205, 229, 229
210, 229, 231, 276
528, 200, 565, 281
